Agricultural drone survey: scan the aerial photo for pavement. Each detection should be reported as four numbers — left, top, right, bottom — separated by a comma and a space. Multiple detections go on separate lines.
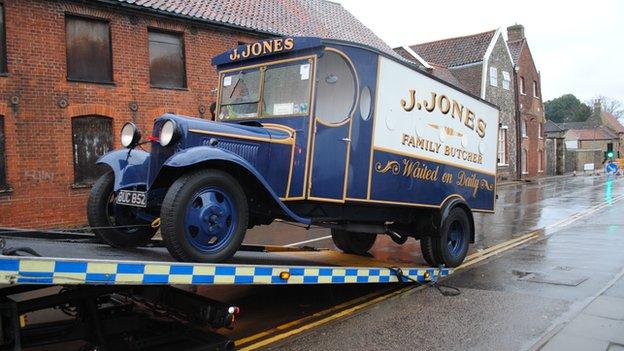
262, 176, 624, 350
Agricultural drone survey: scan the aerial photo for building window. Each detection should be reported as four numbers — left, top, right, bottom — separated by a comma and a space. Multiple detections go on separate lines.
533, 80, 539, 98
498, 126, 508, 165
0, 4, 7, 73
149, 30, 186, 89
520, 76, 526, 94
538, 123, 543, 139
0, 117, 6, 189
502, 71, 510, 90
538, 149, 543, 172
489, 66, 498, 87
65, 15, 113, 83
522, 119, 528, 138
71, 116, 113, 185
522, 149, 528, 174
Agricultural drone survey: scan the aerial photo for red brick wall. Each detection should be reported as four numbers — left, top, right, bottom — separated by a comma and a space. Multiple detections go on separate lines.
516, 43, 545, 178
0, 0, 263, 228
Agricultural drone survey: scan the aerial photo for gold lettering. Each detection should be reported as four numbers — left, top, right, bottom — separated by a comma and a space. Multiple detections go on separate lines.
229, 48, 240, 61
400, 90, 416, 112
241, 44, 251, 58
263, 41, 273, 54
424, 92, 436, 112
476, 119, 487, 138
274, 39, 283, 52
251, 42, 262, 56
464, 109, 475, 130
284, 37, 294, 50
438, 94, 451, 114
452, 100, 463, 119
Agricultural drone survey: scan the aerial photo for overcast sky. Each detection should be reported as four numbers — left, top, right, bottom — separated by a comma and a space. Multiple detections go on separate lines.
334, 0, 624, 105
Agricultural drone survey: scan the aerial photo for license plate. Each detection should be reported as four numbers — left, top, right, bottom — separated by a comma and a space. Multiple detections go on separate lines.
116, 190, 147, 208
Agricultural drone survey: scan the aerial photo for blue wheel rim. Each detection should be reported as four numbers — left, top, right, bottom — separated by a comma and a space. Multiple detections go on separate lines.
447, 220, 465, 258
184, 186, 237, 253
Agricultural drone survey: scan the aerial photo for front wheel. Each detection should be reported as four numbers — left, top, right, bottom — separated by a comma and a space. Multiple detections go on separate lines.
331, 229, 377, 255
87, 172, 157, 248
420, 207, 471, 268
160, 169, 248, 262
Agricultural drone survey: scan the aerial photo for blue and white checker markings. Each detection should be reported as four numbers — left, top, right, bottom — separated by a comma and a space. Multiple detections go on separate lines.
0, 256, 451, 285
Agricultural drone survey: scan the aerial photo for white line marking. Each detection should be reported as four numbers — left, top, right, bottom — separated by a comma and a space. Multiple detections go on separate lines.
285, 235, 332, 247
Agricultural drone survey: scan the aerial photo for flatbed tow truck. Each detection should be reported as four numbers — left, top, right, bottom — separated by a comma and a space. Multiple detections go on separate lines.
0, 229, 450, 350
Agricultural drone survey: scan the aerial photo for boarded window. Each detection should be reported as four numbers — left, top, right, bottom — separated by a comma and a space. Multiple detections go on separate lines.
149, 30, 186, 88
66, 16, 113, 83
0, 4, 7, 73
0, 117, 6, 188
498, 126, 507, 165
72, 116, 113, 185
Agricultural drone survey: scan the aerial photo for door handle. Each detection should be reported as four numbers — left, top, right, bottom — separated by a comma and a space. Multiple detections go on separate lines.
341, 138, 351, 143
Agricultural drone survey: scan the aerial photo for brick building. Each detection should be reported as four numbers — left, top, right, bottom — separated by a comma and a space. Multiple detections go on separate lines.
0, 0, 392, 228
507, 24, 545, 178
395, 28, 518, 180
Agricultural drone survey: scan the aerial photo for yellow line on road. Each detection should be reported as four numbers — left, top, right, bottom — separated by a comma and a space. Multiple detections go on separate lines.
236, 191, 624, 350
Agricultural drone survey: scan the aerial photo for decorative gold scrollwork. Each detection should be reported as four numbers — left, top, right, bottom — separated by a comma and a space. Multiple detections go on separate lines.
375, 160, 401, 175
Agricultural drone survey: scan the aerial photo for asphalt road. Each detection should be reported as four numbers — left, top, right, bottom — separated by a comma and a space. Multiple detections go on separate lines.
228, 175, 624, 349
256, 175, 624, 350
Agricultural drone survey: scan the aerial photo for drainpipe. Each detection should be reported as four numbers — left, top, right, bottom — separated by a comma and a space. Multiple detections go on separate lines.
512, 65, 522, 180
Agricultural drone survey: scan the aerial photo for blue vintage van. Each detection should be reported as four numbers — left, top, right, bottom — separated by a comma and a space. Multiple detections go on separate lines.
88, 37, 499, 267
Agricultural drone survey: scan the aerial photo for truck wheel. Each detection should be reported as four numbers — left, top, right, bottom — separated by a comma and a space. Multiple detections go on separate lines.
331, 229, 377, 255
161, 169, 248, 262
420, 207, 470, 268
87, 172, 157, 248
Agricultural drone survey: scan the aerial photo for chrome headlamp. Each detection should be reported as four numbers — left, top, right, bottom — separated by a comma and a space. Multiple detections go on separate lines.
120, 122, 141, 148
159, 119, 179, 147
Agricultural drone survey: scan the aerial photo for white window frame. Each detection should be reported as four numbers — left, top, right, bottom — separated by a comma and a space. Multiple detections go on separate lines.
522, 148, 528, 175
533, 80, 539, 98
489, 66, 498, 87
520, 76, 526, 95
538, 122, 543, 139
522, 119, 528, 138
498, 126, 508, 166
502, 71, 510, 90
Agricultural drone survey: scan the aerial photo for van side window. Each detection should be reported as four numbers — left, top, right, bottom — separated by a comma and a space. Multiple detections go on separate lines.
262, 61, 311, 116
315, 51, 356, 124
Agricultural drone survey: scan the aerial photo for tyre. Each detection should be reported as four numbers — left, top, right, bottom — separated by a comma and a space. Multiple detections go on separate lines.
331, 228, 377, 255
420, 207, 471, 268
87, 172, 157, 248
160, 169, 248, 262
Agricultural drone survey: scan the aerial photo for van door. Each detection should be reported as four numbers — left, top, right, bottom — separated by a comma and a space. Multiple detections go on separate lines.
307, 49, 357, 202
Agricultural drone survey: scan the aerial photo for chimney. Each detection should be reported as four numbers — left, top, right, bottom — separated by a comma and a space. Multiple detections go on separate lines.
507, 24, 525, 41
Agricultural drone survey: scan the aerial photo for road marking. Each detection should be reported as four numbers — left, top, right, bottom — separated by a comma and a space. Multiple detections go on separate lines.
239, 184, 624, 350
284, 235, 332, 247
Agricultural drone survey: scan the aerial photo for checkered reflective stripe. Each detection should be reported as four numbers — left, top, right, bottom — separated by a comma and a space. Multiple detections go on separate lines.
0, 257, 451, 285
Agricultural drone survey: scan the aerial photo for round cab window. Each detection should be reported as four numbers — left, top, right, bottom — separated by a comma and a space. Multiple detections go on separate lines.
315, 51, 357, 125
359, 86, 372, 121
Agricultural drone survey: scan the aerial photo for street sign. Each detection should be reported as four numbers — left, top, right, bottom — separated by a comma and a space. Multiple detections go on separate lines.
583, 163, 594, 171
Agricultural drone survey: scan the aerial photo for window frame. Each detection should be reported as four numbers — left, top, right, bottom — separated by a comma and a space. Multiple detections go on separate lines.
65, 14, 114, 84
489, 66, 498, 87
538, 149, 543, 172
522, 148, 528, 175
216, 55, 315, 121
522, 119, 528, 138
520, 76, 526, 95
538, 122, 543, 139
502, 71, 510, 90
148, 28, 187, 90
0, 115, 8, 191
498, 125, 508, 166
533, 80, 539, 98
71, 115, 114, 186
0, 3, 7, 74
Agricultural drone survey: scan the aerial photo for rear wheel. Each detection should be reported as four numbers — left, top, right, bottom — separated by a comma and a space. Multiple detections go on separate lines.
331, 229, 377, 255
419, 207, 471, 267
87, 172, 157, 248
160, 169, 248, 262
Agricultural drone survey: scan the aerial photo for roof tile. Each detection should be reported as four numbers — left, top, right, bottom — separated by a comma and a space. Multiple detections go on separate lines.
408, 30, 496, 67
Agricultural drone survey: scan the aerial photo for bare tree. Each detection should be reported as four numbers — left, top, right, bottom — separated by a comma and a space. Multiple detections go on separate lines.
587, 95, 624, 119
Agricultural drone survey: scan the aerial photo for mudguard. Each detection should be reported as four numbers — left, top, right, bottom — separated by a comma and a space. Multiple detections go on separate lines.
96, 149, 150, 191
440, 195, 475, 243
163, 146, 311, 225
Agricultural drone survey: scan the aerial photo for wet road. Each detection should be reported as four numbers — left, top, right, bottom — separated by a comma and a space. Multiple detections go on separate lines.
223, 175, 624, 349
271, 175, 624, 350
